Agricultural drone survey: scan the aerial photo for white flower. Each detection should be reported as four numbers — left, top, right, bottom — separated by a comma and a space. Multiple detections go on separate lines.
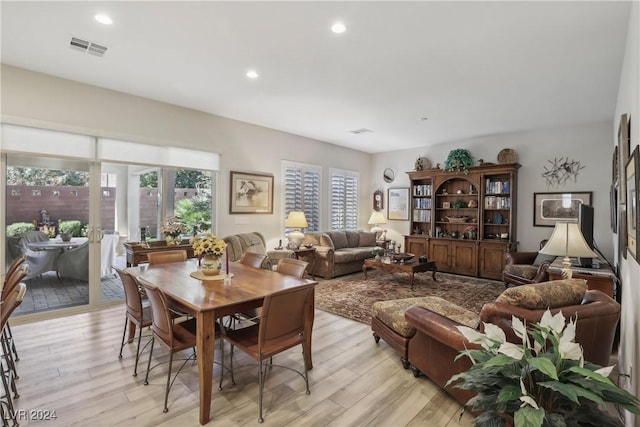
498, 342, 525, 360
559, 341, 583, 361
457, 326, 485, 344
483, 322, 506, 346
519, 378, 539, 409
540, 309, 566, 335
595, 365, 615, 378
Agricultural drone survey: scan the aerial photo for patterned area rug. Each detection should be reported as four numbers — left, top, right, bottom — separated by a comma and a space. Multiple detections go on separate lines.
315, 270, 506, 324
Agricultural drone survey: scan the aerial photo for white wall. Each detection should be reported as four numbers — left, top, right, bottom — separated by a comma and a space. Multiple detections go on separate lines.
371, 122, 613, 259
613, 2, 640, 426
0, 65, 372, 249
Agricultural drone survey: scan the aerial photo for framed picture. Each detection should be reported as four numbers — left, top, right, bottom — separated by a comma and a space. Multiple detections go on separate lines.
533, 191, 593, 227
626, 145, 639, 261
229, 171, 274, 214
620, 206, 627, 260
610, 184, 618, 232
442, 201, 451, 209
388, 187, 410, 220
618, 114, 630, 197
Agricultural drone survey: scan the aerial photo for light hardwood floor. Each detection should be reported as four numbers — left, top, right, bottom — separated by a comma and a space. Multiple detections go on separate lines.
7, 306, 474, 426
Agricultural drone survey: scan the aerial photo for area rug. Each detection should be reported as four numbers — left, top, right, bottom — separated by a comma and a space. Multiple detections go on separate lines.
315, 270, 505, 324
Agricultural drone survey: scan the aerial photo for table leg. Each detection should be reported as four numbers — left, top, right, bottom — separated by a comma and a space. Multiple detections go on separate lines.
303, 288, 315, 370
431, 266, 438, 282
363, 264, 368, 279
197, 310, 215, 425
127, 320, 136, 343
410, 272, 415, 290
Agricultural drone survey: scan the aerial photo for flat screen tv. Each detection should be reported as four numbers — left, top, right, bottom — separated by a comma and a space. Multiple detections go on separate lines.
578, 204, 594, 267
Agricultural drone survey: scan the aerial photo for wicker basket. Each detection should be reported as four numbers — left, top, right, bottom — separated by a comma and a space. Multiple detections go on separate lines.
446, 216, 469, 223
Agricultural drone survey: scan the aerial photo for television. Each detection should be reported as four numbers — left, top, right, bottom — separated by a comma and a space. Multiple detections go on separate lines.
578, 204, 595, 267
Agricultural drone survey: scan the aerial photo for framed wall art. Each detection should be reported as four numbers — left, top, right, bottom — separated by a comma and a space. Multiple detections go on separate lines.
388, 187, 409, 220
626, 145, 639, 261
618, 114, 630, 197
533, 191, 592, 227
229, 171, 274, 214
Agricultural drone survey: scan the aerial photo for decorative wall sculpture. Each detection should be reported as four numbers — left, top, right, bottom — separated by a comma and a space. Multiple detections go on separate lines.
541, 157, 585, 188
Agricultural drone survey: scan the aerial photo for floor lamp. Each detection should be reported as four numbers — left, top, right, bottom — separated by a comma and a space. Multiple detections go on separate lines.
539, 221, 598, 279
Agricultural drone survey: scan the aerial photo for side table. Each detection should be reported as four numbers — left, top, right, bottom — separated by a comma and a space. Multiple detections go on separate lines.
292, 247, 317, 279
547, 257, 618, 298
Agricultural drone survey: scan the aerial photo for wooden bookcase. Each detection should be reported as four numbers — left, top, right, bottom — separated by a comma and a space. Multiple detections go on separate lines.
405, 163, 519, 280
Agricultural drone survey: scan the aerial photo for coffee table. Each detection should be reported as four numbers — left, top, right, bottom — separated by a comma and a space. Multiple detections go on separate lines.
362, 257, 438, 290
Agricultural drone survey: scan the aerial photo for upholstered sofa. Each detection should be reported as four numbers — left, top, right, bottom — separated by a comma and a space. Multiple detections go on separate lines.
371, 279, 621, 406
222, 232, 293, 270
302, 230, 379, 279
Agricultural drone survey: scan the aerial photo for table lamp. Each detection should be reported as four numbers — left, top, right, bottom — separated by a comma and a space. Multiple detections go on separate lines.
368, 211, 388, 239
539, 221, 598, 279
285, 211, 308, 249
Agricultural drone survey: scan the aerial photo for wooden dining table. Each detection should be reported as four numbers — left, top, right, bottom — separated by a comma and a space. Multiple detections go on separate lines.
126, 259, 317, 425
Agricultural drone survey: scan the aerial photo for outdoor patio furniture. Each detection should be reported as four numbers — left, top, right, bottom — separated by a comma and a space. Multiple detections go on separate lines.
18, 231, 60, 279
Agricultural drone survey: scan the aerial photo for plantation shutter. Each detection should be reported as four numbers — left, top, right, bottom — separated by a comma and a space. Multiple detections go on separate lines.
283, 162, 321, 232
330, 169, 359, 231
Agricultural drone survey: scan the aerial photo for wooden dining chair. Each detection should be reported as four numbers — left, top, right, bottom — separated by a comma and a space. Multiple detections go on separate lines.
1, 263, 29, 380
1, 282, 26, 421
275, 258, 309, 278
138, 276, 220, 413
146, 250, 187, 265
2, 255, 26, 287
219, 284, 314, 423
113, 266, 153, 377
238, 252, 268, 269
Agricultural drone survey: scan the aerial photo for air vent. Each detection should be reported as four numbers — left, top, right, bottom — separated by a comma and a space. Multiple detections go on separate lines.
69, 36, 108, 57
350, 128, 374, 134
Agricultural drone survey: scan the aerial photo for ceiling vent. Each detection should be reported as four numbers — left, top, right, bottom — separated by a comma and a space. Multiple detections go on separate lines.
69, 36, 108, 57
350, 128, 374, 134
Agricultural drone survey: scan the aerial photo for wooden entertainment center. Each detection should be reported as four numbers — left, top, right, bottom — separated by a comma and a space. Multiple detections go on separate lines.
405, 163, 519, 280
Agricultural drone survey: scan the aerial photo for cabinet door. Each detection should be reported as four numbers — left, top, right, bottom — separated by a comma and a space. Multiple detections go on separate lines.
429, 239, 452, 272
405, 236, 428, 257
478, 242, 507, 280
451, 241, 477, 276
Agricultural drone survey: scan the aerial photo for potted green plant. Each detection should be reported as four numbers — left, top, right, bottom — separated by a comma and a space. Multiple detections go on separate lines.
448, 310, 640, 426
444, 149, 474, 174
59, 220, 82, 241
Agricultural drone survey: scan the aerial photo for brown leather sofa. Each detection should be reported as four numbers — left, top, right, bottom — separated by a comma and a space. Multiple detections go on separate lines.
404, 288, 620, 406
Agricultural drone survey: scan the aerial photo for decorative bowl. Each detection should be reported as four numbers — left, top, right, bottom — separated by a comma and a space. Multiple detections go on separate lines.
393, 253, 415, 262
446, 216, 469, 223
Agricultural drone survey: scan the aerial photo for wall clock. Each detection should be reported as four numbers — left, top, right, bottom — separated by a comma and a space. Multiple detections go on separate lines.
373, 190, 383, 211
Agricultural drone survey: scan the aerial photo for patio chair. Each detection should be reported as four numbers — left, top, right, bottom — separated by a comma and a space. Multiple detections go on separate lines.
18, 231, 59, 279
57, 240, 89, 281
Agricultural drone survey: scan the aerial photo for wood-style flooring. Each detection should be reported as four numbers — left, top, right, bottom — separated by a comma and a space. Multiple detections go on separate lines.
6, 306, 474, 426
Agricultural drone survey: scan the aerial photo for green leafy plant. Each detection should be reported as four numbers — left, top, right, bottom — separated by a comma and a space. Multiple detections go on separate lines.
371, 247, 385, 257
58, 220, 82, 237
6, 222, 36, 236
452, 200, 467, 210
444, 149, 474, 174
448, 310, 640, 427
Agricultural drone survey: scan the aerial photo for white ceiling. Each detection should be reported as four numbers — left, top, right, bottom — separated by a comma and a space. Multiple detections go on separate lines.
0, 1, 631, 154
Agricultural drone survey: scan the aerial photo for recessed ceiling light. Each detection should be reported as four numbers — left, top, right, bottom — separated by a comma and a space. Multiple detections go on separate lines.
246, 70, 259, 79
331, 22, 347, 34
94, 14, 113, 25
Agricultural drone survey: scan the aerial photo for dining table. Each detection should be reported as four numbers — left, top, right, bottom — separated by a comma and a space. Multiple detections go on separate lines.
126, 258, 317, 425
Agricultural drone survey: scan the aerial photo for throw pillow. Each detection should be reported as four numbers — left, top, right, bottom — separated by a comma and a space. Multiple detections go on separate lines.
345, 230, 360, 247
532, 252, 556, 266
496, 279, 588, 310
359, 231, 377, 247
327, 231, 349, 250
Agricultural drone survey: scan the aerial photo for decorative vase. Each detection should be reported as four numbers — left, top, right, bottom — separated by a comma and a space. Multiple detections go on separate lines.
201, 255, 221, 276
165, 235, 180, 246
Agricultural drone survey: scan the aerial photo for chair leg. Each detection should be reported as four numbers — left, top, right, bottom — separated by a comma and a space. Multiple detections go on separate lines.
133, 325, 144, 377
258, 359, 265, 423
0, 336, 18, 399
218, 338, 225, 391
163, 352, 174, 413
144, 338, 155, 385
118, 317, 128, 359
1, 330, 17, 380
5, 325, 18, 362
300, 341, 310, 395
0, 355, 16, 424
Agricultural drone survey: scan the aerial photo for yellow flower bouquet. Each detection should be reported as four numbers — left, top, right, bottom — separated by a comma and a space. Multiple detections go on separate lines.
191, 233, 226, 258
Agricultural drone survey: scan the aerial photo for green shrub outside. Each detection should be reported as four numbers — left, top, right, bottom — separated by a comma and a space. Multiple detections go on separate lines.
58, 220, 83, 237
6, 222, 36, 236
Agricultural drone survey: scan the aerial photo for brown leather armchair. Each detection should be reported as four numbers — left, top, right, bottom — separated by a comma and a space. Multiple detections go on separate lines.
502, 240, 551, 287
404, 289, 620, 406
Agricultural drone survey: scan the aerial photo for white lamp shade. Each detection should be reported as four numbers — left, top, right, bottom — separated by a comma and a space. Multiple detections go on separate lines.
285, 211, 308, 229
368, 211, 387, 226
539, 221, 598, 258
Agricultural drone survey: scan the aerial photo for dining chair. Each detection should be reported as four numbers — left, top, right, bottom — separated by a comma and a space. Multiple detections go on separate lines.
146, 250, 187, 265
219, 283, 314, 423
275, 258, 309, 278
238, 252, 268, 269
137, 276, 220, 413
2, 255, 26, 287
1, 263, 29, 380
1, 282, 26, 422
113, 266, 153, 377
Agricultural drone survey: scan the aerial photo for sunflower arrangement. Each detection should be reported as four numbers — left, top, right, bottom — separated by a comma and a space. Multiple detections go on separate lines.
191, 233, 226, 257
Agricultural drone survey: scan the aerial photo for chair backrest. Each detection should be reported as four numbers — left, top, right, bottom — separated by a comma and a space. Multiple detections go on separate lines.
239, 252, 268, 269
258, 284, 314, 353
4, 254, 26, 284
1, 264, 29, 302
137, 277, 174, 348
146, 250, 187, 265
0, 283, 27, 330
275, 258, 308, 278
113, 266, 145, 322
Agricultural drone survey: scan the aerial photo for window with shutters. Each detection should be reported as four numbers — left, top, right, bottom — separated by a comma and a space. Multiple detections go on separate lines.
282, 161, 321, 232
330, 168, 359, 231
